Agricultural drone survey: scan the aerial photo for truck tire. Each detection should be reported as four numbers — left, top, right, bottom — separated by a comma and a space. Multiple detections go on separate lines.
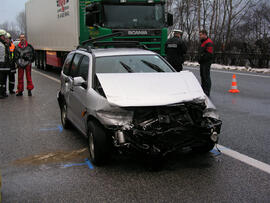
61, 103, 71, 129
87, 120, 111, 166
41, 51, 46, 70
36, 51, 41, 69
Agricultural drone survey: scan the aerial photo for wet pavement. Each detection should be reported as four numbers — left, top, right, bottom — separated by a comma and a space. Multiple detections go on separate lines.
0, 67, 270, 202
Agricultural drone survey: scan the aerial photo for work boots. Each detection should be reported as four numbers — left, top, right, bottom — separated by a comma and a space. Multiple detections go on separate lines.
16, 92, 23, 96
16, 90, 32, 96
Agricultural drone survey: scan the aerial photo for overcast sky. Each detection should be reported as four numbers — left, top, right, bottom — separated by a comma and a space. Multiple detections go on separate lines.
0, 0, 28, 24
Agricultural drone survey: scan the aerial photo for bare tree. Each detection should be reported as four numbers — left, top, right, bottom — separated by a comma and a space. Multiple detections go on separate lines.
0, 22, 9, 31
197, 0, 201, 31
16, 10, 26, 34
209, 0, 217, 36
0, 21, 20, 40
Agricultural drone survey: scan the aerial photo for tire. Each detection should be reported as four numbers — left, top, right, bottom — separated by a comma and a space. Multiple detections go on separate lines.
41, 51, 46, 70
192, 141, 215, 153
43, 51, 52, 71
61, 103, 71, 129
36, 51, 41, 69
88, 121, 111, 166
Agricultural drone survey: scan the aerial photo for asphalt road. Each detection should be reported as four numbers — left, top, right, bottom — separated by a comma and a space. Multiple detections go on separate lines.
0, 66, 270, 202
184, 66, 270, 165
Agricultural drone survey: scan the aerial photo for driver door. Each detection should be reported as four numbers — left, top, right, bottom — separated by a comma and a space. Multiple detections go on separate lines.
69, 55, 90, 134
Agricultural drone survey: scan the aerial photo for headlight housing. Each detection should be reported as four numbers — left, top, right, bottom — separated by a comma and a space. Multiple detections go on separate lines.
96, 110, 133, 126
203, 108, 220, 120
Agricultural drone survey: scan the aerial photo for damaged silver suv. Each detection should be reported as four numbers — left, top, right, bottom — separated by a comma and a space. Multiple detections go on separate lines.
57, 45, 222, 165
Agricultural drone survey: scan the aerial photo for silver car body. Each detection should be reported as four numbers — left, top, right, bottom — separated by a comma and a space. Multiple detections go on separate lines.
58, 48, 221, 155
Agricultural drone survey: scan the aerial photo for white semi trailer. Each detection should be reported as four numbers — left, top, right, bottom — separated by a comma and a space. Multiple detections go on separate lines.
25, 0, 173, 69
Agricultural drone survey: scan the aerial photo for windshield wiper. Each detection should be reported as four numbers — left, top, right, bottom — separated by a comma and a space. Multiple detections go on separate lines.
141, 60, 164, 72
119, 61, 134, 73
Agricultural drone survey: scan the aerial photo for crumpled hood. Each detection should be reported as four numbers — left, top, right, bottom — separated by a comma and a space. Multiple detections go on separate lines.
96, 71, 206, 107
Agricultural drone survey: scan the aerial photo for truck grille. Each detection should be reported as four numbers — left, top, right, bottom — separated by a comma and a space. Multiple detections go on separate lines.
112, 29, 162, 53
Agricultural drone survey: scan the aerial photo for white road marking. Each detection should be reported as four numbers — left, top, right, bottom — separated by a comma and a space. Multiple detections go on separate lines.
34, 68, 270, 175
185, 66, 270, 78
218, 144, 270, 175
32, 69, 60, 83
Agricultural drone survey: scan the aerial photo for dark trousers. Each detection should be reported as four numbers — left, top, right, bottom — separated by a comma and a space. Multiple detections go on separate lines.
168, 59, 183, 72
0, 71, 8, 97
8, 70, 15, 92
200, 63, 211, 96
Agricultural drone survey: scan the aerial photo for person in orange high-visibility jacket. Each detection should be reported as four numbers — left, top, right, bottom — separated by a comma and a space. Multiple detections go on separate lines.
6, 33, 16, 94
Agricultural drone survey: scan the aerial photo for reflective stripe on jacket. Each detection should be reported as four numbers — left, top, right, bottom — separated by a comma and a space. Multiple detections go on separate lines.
0, 39, 10, 71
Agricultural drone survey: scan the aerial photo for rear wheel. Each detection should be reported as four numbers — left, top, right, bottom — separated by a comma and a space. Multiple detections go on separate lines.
88, 121, 111, 166
36, 51, 41, 69
61, 103, 71, 129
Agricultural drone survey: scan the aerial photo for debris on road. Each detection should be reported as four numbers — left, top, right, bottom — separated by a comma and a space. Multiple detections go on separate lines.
12, 148, 88, 165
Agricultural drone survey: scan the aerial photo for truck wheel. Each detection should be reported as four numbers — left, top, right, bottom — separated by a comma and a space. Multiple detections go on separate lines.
87, 121, 111, 166
41, 52, 46, 70
61, 103, 71, 129
192, 141, 215, 153
36, 52, 41, 69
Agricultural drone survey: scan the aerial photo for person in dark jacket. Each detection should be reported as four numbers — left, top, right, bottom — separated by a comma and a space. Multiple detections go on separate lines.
0, 29, 10, 99
198, 30, 214, 97
6, 33, 16, 94
165, 29, 187, 72
14, 34, 35, 96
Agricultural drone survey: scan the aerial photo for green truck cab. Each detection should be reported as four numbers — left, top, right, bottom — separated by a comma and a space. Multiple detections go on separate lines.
82, 0, 173, 56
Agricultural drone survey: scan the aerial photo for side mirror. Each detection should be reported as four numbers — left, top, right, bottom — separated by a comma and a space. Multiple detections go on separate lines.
167, 13, 173, 27
73, 76, 87, 88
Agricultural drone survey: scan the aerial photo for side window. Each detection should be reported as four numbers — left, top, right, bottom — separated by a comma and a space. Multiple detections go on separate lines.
70, 53, 83, 77
78, 56, 89, 81
63, 53, 74, 76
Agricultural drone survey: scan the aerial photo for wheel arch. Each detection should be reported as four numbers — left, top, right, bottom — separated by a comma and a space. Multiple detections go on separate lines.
57, 91, 65, 108
86, 115, 103, 136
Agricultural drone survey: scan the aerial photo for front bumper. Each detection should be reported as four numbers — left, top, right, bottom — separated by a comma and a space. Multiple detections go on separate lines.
112, 116, 222, 156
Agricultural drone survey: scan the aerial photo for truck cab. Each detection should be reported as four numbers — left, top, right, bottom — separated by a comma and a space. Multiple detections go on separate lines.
85, 0, 173, 56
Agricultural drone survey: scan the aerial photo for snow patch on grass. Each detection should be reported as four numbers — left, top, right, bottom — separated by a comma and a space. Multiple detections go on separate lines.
184, 61, 270, 74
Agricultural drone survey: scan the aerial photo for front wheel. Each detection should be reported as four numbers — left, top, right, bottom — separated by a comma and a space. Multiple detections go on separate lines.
61, 103, 71, 129
88, 121, 111, 166
192, 141, 215, 153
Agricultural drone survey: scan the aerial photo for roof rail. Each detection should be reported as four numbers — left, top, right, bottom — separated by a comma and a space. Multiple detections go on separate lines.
79, 32, 149, 51
92, 41, 148, 49
76, 45, 92, 53
81, 32, 123, 46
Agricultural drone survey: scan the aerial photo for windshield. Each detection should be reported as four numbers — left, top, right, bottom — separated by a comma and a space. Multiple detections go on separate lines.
95, 55, 173, 73
103, 4, 165, 29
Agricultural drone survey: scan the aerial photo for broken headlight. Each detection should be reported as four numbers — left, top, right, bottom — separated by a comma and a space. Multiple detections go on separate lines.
203, 108, 219, 120
96, 110, 133, 126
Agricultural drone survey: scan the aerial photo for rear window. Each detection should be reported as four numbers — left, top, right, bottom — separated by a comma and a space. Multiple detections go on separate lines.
95, 55, 173, 73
